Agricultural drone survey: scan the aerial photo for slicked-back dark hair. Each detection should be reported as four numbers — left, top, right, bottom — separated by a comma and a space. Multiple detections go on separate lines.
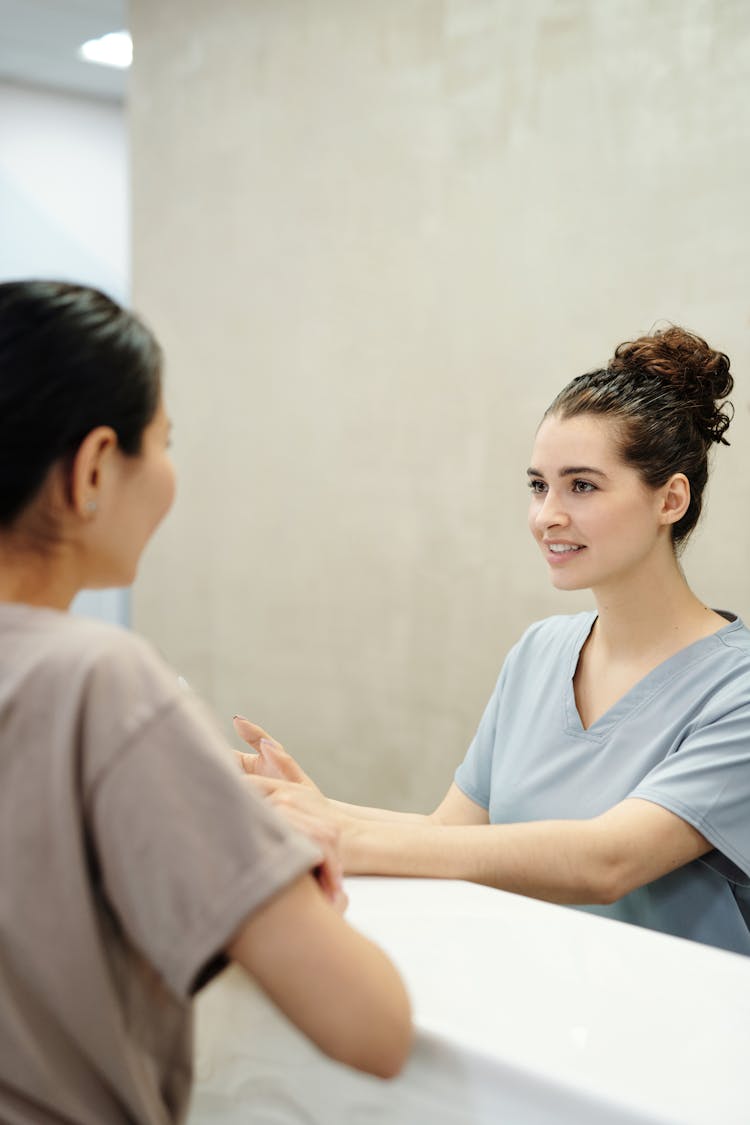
545, 326, 734, 548
0, 280, 162, 527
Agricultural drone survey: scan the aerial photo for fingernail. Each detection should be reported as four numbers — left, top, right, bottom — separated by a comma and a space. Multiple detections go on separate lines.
233, 714, 248, 723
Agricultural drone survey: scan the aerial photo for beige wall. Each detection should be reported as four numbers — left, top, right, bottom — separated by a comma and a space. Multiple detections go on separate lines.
130, 0, 750, 810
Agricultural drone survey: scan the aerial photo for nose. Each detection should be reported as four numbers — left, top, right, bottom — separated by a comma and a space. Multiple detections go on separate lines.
532, 488, 570, 535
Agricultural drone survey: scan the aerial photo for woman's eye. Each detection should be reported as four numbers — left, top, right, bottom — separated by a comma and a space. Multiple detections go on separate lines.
571, 479, 596, 493
527, 479, 546, 494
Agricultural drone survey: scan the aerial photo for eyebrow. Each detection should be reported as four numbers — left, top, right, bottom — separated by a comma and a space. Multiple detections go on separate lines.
526, 466, 608, 479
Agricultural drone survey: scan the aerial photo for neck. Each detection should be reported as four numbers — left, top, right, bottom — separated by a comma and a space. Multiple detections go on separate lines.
0, 541, 80, 610
589, 550, 717, 659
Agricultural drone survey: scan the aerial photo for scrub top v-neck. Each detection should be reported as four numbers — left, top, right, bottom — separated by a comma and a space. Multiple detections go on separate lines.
563, 611, 739, 738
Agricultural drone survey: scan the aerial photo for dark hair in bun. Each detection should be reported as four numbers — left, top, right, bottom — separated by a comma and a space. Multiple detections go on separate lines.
545, 325, 734, 547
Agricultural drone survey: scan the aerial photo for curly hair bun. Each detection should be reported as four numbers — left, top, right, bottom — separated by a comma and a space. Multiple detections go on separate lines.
609, 325, 734, 446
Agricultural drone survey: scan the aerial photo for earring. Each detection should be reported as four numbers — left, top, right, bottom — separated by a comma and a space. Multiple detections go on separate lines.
86, 500, 98, 513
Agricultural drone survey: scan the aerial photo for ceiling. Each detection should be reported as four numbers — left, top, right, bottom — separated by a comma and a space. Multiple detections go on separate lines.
0, 0, 127, 102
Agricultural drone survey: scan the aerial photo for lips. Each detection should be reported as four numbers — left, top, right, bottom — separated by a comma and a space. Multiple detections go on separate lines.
542, 541, 586, 561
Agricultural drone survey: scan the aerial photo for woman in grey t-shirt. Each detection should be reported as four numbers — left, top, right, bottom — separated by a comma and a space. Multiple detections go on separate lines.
238, 325, 750, 956
0, 281, 411, 1125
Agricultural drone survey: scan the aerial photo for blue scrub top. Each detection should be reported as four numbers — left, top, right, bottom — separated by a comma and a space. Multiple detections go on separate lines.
455, 611, 750, 955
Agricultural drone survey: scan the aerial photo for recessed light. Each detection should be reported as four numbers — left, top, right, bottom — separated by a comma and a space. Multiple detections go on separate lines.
78, 30, 132, 70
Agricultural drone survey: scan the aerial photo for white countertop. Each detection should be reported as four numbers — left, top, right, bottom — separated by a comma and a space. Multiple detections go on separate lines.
189, 876, 750, 1124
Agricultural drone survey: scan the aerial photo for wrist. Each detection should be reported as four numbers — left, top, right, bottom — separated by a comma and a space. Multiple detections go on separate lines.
341, 816, 371, 875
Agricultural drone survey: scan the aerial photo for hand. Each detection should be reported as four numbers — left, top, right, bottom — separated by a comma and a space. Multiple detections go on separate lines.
247, 775, 355, 884
233, 716, 320, 791
270, 802, 348, 914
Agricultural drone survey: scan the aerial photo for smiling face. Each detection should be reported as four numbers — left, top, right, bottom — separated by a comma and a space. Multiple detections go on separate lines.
527, 412, 679, 595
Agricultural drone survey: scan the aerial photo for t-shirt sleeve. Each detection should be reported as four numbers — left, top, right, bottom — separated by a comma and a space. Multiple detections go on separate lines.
454, 669, 505, 809
629, 698, 750, 886
84, 643, 320, 999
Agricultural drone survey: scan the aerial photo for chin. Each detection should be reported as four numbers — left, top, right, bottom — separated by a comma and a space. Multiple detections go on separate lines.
548, 571, 589, 593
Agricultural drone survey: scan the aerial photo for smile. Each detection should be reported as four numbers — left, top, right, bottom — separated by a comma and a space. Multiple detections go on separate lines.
547, 543, 584, 553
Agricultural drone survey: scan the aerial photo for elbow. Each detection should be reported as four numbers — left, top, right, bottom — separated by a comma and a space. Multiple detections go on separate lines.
375, 984, 413, 1078
586, 860, 634, 906
580, 820, 640, 906
332, 1001, 413, 1079
369, 1029, 413, 1080
364, 999, 413, 1080
377, 1013, 413, 1078
590, 877, 621, 907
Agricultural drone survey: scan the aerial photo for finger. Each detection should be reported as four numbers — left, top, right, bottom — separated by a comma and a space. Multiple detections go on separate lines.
314, 853, 344, 904
245, 774, 285, 798
309, 825, 344, 897
234, 720, 319, 790
257, 739, 291, 781
257, 738, 308, 783
329, 886, 349, 916
234, 749, 260, 775
233, 715, 281, 752
236, 744, 289, 781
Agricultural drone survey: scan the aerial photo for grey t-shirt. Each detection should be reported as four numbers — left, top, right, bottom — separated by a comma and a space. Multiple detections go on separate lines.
0, 604, 319, 1125
455, 611, 750, 955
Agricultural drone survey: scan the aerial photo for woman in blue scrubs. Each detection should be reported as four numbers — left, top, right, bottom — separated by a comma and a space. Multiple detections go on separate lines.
238, 325, 750, 955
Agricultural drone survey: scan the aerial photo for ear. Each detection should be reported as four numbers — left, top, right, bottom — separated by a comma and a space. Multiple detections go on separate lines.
659, 473, 691, 527
69, 427, 119, 517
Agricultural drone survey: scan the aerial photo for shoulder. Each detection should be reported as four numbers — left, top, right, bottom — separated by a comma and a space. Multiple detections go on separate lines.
0, 606, 188, 794
715, 614, 750, 661
698, 614, 750, 693
68, 619, 184, 751
699, 614, 750, 712
488, 612, 594, 695
12, 607, 174, 686
0, 605, 182, 740
510, 611, 595, 661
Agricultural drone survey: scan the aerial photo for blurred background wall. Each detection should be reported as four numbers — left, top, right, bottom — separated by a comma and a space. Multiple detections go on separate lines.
0, 73, 130, 624
129, 0, 750, 810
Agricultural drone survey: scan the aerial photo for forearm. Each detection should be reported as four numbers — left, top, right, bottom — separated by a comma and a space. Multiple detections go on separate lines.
342, 818, 617, 905
331, 798, 430, 825
230, 873, 412, 1078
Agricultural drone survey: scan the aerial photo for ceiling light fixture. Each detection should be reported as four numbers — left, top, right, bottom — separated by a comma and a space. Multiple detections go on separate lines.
78, 30, 132, 70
